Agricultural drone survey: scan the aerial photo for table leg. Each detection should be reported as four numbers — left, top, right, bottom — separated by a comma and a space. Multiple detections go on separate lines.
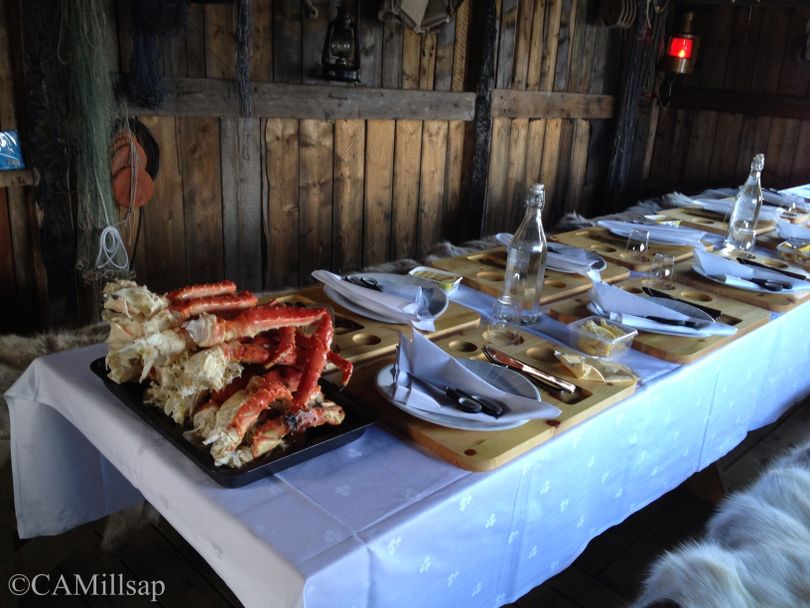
684, 462, 726, 505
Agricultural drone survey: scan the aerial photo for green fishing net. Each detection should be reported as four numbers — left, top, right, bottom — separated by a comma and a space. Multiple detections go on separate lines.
59, 0, 131, 283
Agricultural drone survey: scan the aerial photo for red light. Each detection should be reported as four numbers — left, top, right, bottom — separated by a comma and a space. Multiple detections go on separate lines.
667, 37, 694, 60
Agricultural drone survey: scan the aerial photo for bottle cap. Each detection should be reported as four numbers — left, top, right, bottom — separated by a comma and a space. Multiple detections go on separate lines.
751, 153, 765, 172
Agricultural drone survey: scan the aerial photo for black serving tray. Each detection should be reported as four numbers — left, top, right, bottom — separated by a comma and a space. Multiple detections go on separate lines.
90, 358, 375, 487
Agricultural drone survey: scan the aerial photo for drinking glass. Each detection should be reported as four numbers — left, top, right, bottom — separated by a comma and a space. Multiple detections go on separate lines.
484, 295, 521, 346
626, 228, 650, 261
645, 252, 676, 289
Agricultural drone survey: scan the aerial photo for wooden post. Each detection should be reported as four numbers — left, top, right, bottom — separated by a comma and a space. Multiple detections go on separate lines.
459, 0, 497, 241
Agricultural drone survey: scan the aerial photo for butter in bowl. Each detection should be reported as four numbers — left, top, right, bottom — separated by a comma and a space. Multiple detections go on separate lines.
568, 316, 637, 359
408, 266, 462, 294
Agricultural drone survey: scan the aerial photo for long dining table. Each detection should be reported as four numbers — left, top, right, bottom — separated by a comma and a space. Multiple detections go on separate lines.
8, 210, 810, 607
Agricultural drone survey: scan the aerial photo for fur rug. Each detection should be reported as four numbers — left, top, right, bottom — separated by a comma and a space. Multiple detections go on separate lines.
632, 439, 810, 608
0, 323, 109, 469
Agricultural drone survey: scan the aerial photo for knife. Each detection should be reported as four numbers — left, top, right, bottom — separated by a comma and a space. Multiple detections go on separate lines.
641, 286, 723, 320
709, 273, 789, 292
735, 257, 808, 281
602, 311, 710, 330
482, 346, 576, 394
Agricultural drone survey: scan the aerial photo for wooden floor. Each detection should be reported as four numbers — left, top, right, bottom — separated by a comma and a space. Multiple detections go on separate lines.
9, 398, 809, 608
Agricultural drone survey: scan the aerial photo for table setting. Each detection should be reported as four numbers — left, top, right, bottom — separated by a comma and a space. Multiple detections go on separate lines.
691, 249, 810, 294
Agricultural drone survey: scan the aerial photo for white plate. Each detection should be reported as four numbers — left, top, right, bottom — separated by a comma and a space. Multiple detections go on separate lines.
587, 296, 714, 337
325, 272, 449, 324
691, 264, 794, 294
374, 359, 539, 431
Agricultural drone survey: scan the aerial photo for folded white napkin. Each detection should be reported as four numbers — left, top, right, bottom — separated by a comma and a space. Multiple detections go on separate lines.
776, 219, 810, 243
588, 282, 736, 337
392, 332, 560, 424
596, 220, 707, 247
312, 270, 436, 331
782, 184, 810, 202
693, 249, 810, 292
763, 190, 810, 213
495, 233, 602, 281
690, 198, 784, 222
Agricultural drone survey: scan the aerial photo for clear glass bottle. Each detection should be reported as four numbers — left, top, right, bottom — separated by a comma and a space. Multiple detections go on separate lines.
502, 183, 548, 325
725, 154, 765, 252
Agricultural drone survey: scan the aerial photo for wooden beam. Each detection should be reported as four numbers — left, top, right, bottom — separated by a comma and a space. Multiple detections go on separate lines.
125, 76, 616, 122
460, 0, 498, 240
0, 168, 38, 188
128, 77, 476, 120
492, 90, 615, 119
670, 88, 810, 121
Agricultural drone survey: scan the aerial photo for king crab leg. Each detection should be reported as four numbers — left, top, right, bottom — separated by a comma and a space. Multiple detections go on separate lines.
170, 291, 258, 320
205, 375, 293, 460
167, 280, 237, 302
184, 303, 331, 348
287, 314, 335, 411
251, 403, 345, 458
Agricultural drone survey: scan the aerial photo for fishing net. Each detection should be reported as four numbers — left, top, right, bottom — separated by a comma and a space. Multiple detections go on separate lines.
58, 0, 130, 283
126, 0, 188, 109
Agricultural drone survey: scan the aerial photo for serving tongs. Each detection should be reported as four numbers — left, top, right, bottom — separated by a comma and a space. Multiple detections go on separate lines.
482, 346, 576, 394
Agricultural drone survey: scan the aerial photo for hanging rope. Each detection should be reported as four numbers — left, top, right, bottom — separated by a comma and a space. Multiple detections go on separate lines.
604, 0, 669, 211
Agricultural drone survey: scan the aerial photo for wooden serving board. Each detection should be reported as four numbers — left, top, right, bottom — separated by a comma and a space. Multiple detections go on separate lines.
550, 227, 697, 271
659, 207, 775, 236
430, 246, 630, 303
673, 261, 810, 313
546, 278, 770, 363
272, 286, 481, 365
754, 232, 784, 251
347, 325, 636, 472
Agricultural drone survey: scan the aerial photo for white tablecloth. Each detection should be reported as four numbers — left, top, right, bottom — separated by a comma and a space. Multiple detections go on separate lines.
8, 290, 810, 608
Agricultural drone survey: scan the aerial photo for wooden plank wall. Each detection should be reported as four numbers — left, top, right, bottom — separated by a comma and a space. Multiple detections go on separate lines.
484, 0, 618, 232
115, 0, 622, 296
1, 0, 623, 327
647, 4, 810, 195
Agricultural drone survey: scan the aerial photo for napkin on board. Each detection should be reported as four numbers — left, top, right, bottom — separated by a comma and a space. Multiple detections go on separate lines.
495, 233, 602, 281
690, 198, 784, 222
589, 282, 736, 337
763, 189, 810, 213
693, 249, 810, 292
595, 220, 707, 247
392, 332, 560, 424
776, 219, 810, 243
312, 270, 436, 331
